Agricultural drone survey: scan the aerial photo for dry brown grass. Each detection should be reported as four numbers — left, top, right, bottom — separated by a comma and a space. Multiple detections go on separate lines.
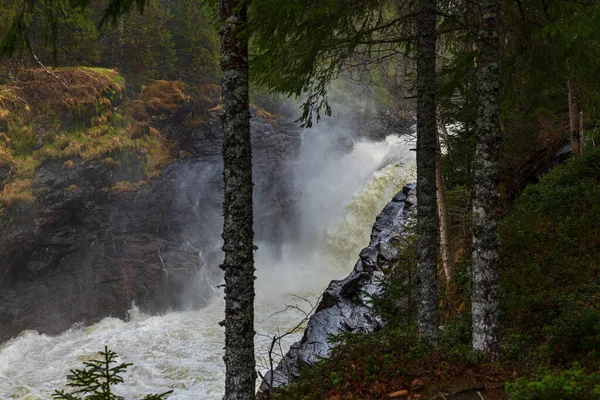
252, 105, 278, 125
110, 181, 144, 192
145, 131, 177, 179
0, 179, 34, 207
0, 146, 16, 169
1, 68, 123, 123
127, 80, 192, 121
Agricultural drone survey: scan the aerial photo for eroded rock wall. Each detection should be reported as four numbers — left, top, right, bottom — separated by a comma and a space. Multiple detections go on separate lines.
0, 108, 301, 343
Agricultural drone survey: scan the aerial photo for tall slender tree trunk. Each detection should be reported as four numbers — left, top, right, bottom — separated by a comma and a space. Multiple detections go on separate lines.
568, 80, 582, 155
416, 0, 439, 343
436, 131, 454, 290
218, 0, 256, 398
118, 17, 124, 70
579, 110, 585, 153
471, 0, 501, 360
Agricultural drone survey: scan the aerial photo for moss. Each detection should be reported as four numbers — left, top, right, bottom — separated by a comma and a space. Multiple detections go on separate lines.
0, 69, 185, 207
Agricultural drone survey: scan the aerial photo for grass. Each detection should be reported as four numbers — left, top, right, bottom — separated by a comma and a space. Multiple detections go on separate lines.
0, 69, 185, 208
126, 80, 192, 121
0, 178, 34, 207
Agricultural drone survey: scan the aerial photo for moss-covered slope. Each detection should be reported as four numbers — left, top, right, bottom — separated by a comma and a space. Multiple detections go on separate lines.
0, 68, 189, 208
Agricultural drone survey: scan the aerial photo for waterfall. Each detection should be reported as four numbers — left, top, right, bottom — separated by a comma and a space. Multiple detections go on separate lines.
0, 131, 414, 399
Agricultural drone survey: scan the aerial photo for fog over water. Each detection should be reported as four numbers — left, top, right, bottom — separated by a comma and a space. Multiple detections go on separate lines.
0, 120, 414, 399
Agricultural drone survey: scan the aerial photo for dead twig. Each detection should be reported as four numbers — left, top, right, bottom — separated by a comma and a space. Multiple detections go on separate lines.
257, 295, 322, 399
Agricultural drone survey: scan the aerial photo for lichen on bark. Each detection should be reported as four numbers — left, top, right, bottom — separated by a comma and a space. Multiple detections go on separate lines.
219, 0, 257, 398
471, 0, 501, 360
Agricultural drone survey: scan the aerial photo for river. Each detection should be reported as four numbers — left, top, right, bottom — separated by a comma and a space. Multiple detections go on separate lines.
0, 131, 413, 399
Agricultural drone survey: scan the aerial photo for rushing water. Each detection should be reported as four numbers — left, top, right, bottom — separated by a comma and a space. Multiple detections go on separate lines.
0, 131, 414, 399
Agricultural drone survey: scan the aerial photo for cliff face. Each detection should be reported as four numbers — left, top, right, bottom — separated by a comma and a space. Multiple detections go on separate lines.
261, 184, 416, 392
0, 72, 302, 343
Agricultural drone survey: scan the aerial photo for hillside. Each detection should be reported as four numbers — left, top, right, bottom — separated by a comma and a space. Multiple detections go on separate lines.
272, 149, 600, 399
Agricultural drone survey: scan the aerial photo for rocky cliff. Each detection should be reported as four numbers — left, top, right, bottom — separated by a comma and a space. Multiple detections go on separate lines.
0, 72, 302, 343
260, 183, 416, 392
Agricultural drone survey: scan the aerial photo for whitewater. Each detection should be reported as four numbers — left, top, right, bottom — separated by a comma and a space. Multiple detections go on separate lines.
0, 130, 414, 399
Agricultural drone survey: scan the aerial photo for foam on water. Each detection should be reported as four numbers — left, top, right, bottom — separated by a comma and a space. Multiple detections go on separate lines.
0, 132, 414, 399
0, 257, 333, 400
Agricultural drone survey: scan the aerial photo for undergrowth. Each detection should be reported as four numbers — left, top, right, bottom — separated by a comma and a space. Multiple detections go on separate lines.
274, 149, 600, 399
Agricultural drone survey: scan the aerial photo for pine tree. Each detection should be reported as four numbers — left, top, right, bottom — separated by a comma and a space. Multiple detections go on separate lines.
53, 347, 172, 400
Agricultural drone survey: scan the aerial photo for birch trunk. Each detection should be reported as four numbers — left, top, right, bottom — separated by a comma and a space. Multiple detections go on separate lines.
219, 0, 256, 398
568, 80, 582, 155
471, 0, 501, 360
416, 0, 439, 343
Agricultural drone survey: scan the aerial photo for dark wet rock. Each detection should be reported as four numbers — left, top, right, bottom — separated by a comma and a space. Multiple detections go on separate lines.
0, 109, 301, 343
260, 184, 416, 391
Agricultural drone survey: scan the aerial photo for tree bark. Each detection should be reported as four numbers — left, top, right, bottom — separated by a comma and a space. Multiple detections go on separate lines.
118, 17, 124, 69
568, 80, 582, 155
580, 110, 585, 153
219, 0, 256, 398
471, 0, 501, 360
436, 130, 454, 289
416, 0, 439, 343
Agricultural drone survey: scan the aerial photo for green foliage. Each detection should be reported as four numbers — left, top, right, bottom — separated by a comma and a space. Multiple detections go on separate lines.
53, 346, 173, 400
506, 365, 600, 400
249, 0, 413, 126
0, 0, 100, 65
168, 0, 219, 88
0, 0, 219, 91
111, 0, 177, 83
499, 148, 600, 365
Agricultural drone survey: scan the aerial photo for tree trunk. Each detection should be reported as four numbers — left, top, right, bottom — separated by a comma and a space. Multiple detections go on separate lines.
118, 17, 124, 69
568, 80, 582, 155
436, 131, 454, 290
579, 110, 585, 153
471, 0, 501, 360
218, 0, 256, 399
416, 0, 439, 343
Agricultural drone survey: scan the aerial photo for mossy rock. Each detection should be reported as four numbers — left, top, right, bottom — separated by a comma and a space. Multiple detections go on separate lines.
135, 80, 193, 118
